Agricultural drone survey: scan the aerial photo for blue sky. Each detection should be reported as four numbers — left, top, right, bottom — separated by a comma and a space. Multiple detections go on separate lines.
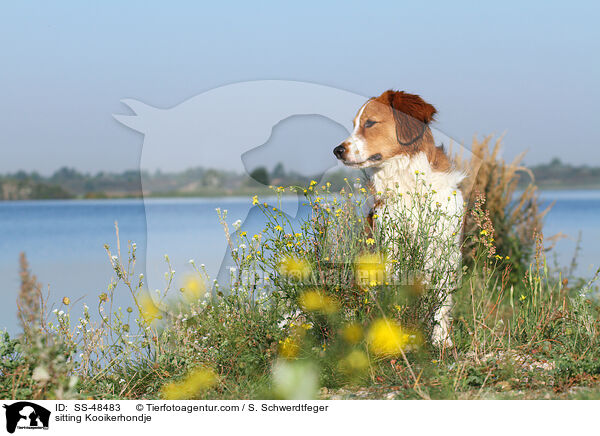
1, 0, 599, 174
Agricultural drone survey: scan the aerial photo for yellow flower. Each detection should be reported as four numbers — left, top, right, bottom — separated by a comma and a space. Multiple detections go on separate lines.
252, 195, 259, 205
181, 275, 206, 302
278, 337, 300, 359
310, 180, 317, 186
298, 290, 339, 314
279, 256, 311, 280
342, 323, 363, 344
367, 318, 409, 357
62, 297, 70, 306
480, 230, 488, 236
365, 238, 375, 246
275, 225, 283, 231
340, 350, 369, 373
161, 367, 218, 400
240, 231, 247, 237
294, 233, 302, 239
138, 294, 161, 323
355, 253, 386, 287
505, 256, 510, 260
520, 294, 527, 301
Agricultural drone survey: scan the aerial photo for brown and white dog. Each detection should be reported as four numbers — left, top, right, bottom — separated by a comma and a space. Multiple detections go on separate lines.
333, 90, 464, 348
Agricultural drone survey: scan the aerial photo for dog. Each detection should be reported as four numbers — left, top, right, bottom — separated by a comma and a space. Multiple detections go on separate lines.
333, 90, 464, 348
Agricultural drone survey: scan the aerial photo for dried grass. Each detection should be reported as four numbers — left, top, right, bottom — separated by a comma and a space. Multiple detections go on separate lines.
17, 252, 43, 335
454, 136, 553, 277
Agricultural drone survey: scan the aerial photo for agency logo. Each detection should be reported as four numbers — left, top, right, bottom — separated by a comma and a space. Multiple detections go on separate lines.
2, 402, 50, 434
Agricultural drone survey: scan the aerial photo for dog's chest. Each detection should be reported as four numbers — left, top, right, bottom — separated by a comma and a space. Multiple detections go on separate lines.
366, 153, 465, 286
367, 153, 464, 232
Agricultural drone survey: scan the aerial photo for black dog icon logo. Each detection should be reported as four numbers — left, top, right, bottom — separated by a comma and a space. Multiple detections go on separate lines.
3, 402, 50, 433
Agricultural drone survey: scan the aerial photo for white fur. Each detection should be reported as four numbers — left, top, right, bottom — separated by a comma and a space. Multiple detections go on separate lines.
367, 152, 465, 349
368, 153, 464, 216
345, 102, 369, 163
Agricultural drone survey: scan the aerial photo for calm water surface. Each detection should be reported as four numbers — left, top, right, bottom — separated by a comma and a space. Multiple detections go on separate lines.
1, 191, 598, 334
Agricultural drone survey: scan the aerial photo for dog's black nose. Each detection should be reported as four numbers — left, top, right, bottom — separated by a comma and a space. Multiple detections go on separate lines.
333, 144, 345, 159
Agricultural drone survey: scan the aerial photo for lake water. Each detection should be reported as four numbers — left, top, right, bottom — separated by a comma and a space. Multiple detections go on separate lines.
1, 191, 599, 334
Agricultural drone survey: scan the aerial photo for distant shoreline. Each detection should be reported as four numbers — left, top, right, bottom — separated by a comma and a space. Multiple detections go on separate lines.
1, 185, 599, 202
1, 158, 599, 201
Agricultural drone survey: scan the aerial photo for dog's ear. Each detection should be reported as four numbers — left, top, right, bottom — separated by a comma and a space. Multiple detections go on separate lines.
378, 90, 437, 146
382, 90, 437, 124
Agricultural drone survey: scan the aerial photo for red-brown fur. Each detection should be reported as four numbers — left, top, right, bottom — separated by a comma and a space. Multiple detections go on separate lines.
336, 90, 451, 172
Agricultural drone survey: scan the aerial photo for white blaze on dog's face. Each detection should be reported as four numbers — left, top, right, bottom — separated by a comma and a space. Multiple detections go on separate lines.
335, 98, 392, 167
333, 90, 445, 169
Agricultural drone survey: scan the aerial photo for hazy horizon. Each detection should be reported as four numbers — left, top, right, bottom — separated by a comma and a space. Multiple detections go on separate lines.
0, 154, 590, 179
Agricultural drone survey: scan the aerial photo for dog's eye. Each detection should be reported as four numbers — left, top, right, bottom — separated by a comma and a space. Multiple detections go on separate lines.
364, 120, 377, 128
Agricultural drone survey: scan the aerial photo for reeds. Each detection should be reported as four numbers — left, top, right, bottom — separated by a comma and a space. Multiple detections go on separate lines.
455, 135, 552, 279
17, 253, 43, 336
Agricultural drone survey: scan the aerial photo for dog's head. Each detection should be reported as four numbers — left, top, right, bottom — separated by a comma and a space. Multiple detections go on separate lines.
333, 90, 439, 168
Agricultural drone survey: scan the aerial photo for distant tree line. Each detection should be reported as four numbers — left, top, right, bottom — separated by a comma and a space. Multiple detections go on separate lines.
518, 158, 600, 188
0, 158, 598, 200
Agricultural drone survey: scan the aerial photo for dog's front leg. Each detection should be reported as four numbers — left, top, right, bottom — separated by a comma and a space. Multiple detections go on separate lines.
431, 292, 453, 349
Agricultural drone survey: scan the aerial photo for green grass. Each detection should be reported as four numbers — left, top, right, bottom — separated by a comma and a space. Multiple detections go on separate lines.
2, 179, 599, 401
